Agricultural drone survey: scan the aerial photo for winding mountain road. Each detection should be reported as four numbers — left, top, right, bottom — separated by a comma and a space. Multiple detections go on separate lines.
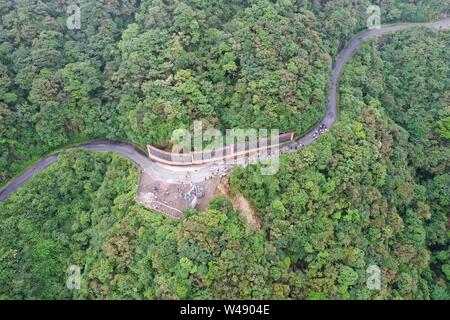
1, 18, 449, 203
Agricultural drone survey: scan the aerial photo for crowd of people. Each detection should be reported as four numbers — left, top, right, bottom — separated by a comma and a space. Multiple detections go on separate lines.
286, 123, 328, 152
313, 123, 328, 139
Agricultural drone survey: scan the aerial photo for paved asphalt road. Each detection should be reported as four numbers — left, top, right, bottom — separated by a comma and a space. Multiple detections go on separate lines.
1, 18, 449, 202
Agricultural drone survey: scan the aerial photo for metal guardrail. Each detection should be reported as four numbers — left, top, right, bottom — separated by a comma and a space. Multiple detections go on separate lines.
147, 132, 295, 165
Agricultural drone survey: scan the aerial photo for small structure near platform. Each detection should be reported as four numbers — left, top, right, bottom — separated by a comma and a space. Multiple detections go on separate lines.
182, 184, 204, 208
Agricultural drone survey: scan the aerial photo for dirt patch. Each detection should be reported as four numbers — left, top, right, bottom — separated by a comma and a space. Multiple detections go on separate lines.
214, 176, 261, 231
135, 169, 256, 225
136, 172, 222, 219
136, 173, 184, 219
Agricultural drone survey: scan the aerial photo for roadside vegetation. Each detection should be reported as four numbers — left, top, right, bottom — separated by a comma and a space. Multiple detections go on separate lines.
1, 27, 449, 300
1, 0, 448, 183
0, 1, 449, 300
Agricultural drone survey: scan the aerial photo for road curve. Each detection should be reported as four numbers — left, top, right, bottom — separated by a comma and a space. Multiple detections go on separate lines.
1, 18, 449, 203
286, 18, 450, 150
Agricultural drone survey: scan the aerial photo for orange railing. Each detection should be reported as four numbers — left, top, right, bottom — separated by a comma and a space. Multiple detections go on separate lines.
147, 132, 295, 165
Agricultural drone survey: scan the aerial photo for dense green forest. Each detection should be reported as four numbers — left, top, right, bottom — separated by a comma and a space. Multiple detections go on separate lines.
0, 150, 140, 298
1, 0, 449, 184
0, 0, 449, 300
231, 28, 450, 299
1, 24, 449, 299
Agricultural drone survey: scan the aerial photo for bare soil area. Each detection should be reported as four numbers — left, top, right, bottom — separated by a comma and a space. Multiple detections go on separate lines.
136, 171, 222, 219
214, 176, 261, 230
